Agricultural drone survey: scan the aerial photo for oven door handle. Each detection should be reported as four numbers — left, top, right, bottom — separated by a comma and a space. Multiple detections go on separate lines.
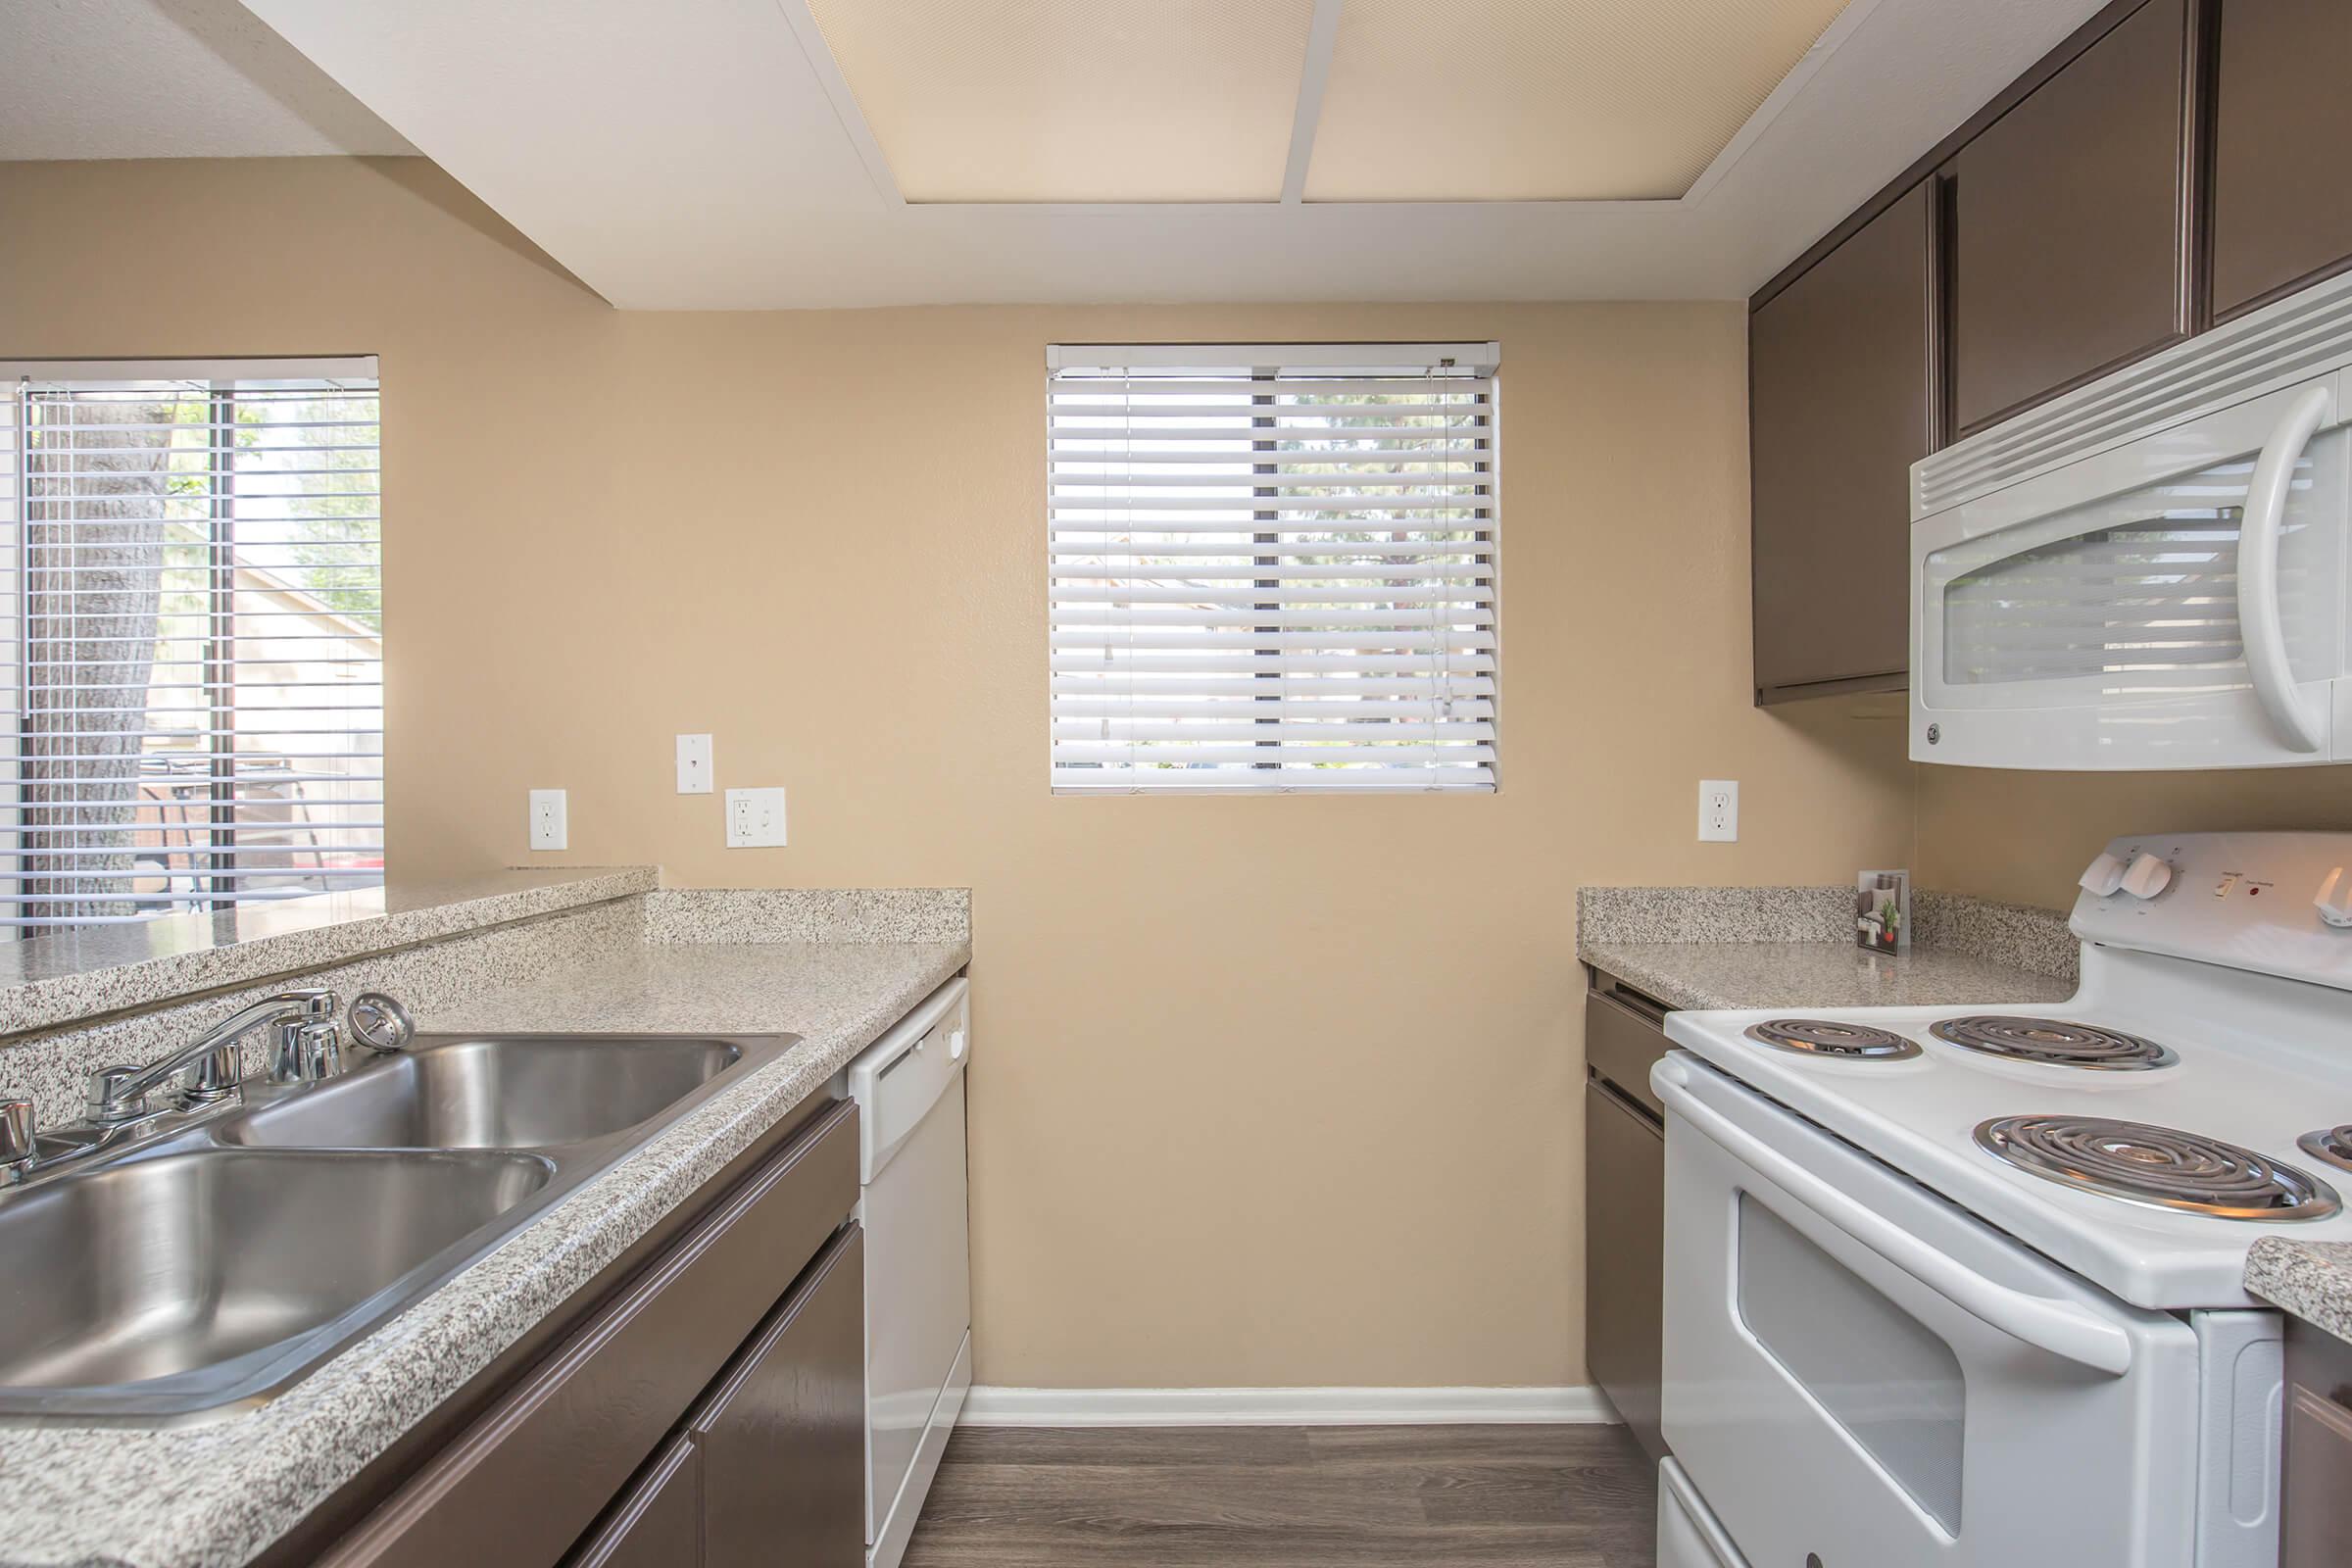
1656, 1063, 2136, 1377
2237, 383, 2332, 756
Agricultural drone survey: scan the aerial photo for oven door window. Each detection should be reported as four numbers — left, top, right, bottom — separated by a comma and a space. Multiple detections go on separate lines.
1737, 1193, 1966, 1533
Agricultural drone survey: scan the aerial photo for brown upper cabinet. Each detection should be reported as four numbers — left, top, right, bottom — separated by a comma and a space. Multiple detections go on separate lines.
1949, 0, 2193, 434
1749, 183, 1935, 701
1743, 0, 2352, 706
2210, 0, 2352, 320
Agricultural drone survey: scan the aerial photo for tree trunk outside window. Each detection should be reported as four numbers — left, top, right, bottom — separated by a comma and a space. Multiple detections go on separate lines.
20, 397, 172, 928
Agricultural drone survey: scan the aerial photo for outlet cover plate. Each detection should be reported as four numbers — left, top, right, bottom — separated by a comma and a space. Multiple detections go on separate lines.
528, 789, 568, 852
725, 787, 787, 848
1698, 780, 1739, 843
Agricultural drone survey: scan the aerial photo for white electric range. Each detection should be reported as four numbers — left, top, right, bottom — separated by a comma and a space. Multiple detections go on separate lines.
1651, 831, 2352, 1568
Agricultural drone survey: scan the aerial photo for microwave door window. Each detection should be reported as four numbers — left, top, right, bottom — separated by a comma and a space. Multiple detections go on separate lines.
1941, 510, 2248, 696
1935, 444, 2337, 704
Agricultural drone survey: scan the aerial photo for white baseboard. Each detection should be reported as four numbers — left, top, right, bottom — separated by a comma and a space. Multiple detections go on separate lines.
960, 1385, 1617, 1428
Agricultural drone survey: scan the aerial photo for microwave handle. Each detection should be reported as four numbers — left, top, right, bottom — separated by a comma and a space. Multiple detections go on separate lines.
2238, 384, 2333, 755
1655, 1058, 2135, 1377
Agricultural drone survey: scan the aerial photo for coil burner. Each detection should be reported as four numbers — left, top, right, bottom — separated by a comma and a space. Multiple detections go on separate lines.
1930, 1016, 2177, 1071
2295, 1125, 2352, 1175
1976, 1115, 2340, 1220
1743, 1019, 1922, 1060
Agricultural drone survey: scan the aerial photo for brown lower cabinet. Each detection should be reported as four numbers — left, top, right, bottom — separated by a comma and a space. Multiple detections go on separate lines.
299, 1094, 865, 1568
573, 1226, 865, 1568
691, 1226, 864, 1566
1582, 975, 1670, 1461
2282, 1318, 2352, 1565
565, 1439, 701, 1568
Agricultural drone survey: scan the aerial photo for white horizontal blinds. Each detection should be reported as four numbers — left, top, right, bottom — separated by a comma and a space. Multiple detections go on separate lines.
1049, 344, 1499, 793
4, 368, 382, 929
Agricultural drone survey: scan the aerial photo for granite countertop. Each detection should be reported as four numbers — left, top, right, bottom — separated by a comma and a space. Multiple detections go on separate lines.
1580, 939, 2076, 1011
0, 867, 658, 1039
2247, 1239, 2352, 1347
1576, 883, 2079, 1012
0, 935, 970, 1568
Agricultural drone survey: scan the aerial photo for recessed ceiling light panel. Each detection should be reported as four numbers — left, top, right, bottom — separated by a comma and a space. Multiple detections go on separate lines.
806, 0, 1318, 204
1305, 0, 1853, 202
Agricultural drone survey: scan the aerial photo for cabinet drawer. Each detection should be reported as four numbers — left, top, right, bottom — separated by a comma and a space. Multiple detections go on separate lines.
691, 1224, 865, 1568
564, 1437, 701, 1568
320, 1097, 859, 1568
1585, 990, 1670, 1118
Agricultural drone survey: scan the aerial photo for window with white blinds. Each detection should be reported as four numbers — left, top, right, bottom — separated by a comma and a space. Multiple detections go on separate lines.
1048, 343, 1499, 793
0, 360, 382, 932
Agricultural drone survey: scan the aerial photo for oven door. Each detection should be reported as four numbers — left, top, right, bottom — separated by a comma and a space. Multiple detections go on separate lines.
1913, 374, 2351, 770
1656, 1053, 2203, 1567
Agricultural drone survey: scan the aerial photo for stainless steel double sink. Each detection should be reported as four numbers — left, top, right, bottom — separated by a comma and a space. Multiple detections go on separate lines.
0, 1031, 799, 1424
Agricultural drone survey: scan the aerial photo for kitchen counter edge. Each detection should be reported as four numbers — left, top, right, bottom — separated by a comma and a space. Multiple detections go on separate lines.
2249, 1238, 2352, 1348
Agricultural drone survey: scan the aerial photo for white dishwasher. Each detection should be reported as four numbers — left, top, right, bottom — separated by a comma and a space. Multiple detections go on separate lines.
845, 975, 972, 1568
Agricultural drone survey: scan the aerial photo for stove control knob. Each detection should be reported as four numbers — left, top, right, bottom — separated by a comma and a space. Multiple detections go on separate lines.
2317, 867, 2352, 929
2120, 853, 2174, 900
2078, 852, 2129, 898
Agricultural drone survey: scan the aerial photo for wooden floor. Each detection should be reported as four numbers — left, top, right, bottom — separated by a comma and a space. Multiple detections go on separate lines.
899, 1424, 1657, 1566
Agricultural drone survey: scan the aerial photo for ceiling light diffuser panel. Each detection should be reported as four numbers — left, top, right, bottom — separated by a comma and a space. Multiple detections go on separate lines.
805, 0, 1317, 203
1305, 0, 1853, 202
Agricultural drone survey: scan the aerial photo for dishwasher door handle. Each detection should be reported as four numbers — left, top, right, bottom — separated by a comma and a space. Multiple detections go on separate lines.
1656, 1057, 2136, 1378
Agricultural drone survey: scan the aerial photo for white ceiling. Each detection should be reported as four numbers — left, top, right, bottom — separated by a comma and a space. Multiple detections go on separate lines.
18, 0, 2113, 310
0, 0, 413, 160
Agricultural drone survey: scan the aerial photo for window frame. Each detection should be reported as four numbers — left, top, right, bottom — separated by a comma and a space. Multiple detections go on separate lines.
1046, 342, 1501, 796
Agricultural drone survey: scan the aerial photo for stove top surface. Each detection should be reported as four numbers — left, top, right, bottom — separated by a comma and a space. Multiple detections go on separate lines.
1664, 975, 2352, 1308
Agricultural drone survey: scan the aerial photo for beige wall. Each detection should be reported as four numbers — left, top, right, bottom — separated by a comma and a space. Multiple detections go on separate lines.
0, 158, 1918, 1388
1915, 765, 2352, 909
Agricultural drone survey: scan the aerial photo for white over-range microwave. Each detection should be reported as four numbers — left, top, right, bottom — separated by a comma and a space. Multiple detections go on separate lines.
1912, 270, 2352, 769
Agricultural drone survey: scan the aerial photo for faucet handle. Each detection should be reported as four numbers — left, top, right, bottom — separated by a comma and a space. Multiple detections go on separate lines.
272, 1020, 346, 1085
0, 1098, 33, 1175
185, 1044, 239, 1104
86, 1066, 146, 1124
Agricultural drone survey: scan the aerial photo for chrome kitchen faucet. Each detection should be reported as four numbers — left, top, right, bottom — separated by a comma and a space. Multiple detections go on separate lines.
87, 987, 339, 1125
0, 987, 414, 1188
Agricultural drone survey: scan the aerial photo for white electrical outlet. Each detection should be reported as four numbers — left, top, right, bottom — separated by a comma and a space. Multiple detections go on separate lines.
675, 733, 713, 794
528, 788, 568, 851
1697, 780, 1739, 843
725, 787, 787, 848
